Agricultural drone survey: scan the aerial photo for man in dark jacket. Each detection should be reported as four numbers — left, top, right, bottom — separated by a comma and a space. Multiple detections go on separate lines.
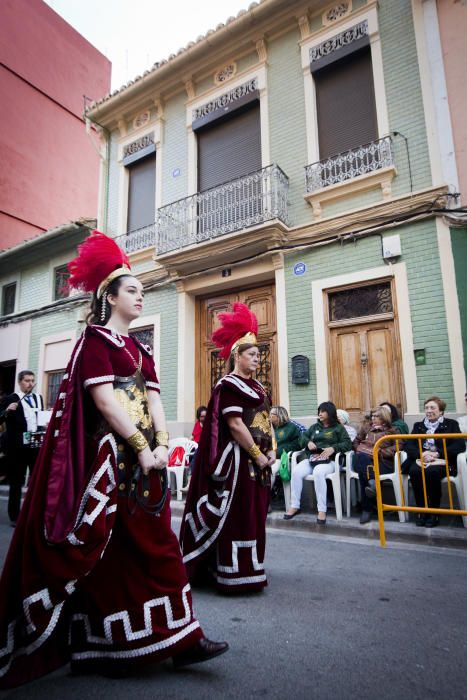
0, 370, 44, 525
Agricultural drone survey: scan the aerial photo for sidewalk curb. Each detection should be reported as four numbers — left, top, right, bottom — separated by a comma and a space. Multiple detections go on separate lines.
5, 486, 465, 551
169, 499, 467, 550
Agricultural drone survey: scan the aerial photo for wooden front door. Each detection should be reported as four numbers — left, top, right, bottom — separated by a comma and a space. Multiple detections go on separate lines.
196, 285, 277, 408
326, 279, 405, 421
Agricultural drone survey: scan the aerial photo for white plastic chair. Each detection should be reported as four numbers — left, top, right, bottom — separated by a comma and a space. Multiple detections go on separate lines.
283, 451, 343, 520
441, 452, 467, 527
343, 450, 408, 522
167, 438, 197, 500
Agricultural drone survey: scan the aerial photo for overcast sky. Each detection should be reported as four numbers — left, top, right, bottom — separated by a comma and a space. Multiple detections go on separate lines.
44, 0, 251, 92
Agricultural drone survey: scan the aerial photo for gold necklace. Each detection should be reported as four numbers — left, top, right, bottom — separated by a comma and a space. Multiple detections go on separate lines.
123, 343, 142, 373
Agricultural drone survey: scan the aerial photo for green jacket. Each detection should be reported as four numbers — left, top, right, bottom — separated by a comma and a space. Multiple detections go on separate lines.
274, 421, 302, 455
393, 418, 409, 435
299, 420, 352, 456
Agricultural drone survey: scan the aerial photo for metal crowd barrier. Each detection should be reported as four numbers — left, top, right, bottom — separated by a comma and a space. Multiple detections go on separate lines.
372, 433, 467, 546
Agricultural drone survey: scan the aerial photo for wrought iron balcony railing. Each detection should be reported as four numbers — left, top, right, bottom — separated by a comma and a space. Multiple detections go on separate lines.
114, 223, 156, 254
305, 136, 394, 193
156, 164, 289, 255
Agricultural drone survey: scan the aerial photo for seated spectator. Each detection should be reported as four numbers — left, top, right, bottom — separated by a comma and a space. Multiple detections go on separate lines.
191, 405, 207, 444
379, 401, 409, 434
270, 406, 302, 456
337, 409, 357, 442
353, 407, 396, 525
404, 396, 465, 528
283, 402, 351, 524
270, 406, 302, 512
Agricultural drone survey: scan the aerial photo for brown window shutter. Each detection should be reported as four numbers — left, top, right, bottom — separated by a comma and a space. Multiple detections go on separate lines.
197, 102, 261, 192
315, 46, 378, 160
126, 153, 156, 232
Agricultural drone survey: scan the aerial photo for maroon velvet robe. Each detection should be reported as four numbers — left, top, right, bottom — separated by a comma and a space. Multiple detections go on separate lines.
180, 374, 272, 593
0, 325, 202, 689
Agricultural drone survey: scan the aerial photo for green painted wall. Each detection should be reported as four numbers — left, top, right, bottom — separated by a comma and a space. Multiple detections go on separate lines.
379, 0, 432, 195
285, 218, 455, 414
268, 27, 310, 227
450, 226, 467, 381
138, 284, 178, 420
161, 92, 189, 207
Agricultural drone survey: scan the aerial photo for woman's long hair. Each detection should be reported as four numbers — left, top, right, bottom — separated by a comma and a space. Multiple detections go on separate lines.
317, 401, 338, 426
271, 406, 290, 427
86, 275, 132, 325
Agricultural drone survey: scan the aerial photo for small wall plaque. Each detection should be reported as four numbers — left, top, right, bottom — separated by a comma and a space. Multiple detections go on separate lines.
292, 355, 310, 384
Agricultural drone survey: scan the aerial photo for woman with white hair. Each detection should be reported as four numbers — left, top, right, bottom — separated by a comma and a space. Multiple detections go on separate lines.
337, 409, 357, 442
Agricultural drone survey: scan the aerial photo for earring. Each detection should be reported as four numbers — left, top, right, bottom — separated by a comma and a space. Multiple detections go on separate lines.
100, 292, 107, 322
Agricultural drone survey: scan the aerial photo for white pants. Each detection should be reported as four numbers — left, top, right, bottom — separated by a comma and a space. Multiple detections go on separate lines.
290, 458, 336, 512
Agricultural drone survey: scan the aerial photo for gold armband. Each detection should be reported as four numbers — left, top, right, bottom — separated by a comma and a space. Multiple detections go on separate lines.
155, 430, 169, 448
271, 436, 277, 451
127, 430, 149, 454
248, 443, 262, 460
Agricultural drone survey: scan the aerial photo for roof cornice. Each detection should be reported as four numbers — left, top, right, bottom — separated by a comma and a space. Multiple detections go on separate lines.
85, 0, 317, 125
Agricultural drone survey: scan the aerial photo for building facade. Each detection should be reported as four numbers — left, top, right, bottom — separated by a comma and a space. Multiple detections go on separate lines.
1, 0, 466, 430
0, 0, 111, 250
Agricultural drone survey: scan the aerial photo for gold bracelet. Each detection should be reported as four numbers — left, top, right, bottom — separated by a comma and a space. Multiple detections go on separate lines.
155, 430, 169, 448
127, 430, 149, 454
271, 437, 277, 451
248, 443, 262, 460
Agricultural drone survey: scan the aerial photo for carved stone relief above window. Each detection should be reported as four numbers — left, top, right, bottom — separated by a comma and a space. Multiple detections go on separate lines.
214, 62, 237, 85
123, 133, 155, 159
133, 110, 151, 130
323, 2, 352, 26
309, 20, 368, 64
193, 78, 258, 121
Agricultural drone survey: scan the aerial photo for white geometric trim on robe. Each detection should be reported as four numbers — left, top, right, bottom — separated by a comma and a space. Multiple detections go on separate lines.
213, 573, 267, 586
0, 578, 77, 677
222, 406, 243, 415
83, 375, 115, 389
92, 326, 126, 348
216, 540, 264, 574
182, 442, 240, 564
71, 620, 201, 661
65, 433, 117, 545
71, 583, 193, 646
146, 381, 160, 391
221, 374, 261, 399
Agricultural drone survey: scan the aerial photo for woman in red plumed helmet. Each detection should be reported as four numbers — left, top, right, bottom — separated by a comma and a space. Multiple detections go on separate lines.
180, 303, 276, 593
0, 232, 227, 689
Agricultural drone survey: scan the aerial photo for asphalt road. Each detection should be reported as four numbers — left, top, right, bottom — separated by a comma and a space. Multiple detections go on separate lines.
0, 497, 466, 700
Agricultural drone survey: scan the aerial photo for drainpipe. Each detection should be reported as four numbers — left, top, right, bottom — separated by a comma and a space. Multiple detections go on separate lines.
85, 115, 110, 232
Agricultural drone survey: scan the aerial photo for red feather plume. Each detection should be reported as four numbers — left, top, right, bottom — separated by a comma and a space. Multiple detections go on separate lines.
212, 302, 258, 360
67, 231, 130, 293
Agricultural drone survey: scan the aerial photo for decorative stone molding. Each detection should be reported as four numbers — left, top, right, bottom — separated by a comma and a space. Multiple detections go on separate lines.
271, 252, 284, 271
123, 133, 155, 160
184, 79, 196, 100
297, 15, 311, 40
132, 110, 151, 130
309, 19, 368, 64
304, 166, 397, 221
255, 38, 267, 63
323, 2, 352, 26
153, 98, 164, 120
117, 119, 128, 137
214, 62, 237, 85
192, 78, 258, 121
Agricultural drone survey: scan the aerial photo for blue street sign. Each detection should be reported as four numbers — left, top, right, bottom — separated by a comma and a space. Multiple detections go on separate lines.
293, 262, 307, 276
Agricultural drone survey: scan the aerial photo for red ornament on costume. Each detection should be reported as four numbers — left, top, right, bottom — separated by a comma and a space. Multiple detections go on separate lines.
212, 302, 258, 360
67, 230, 131, 294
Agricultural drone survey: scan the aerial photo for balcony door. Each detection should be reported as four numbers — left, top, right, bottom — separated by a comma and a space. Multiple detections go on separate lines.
196, 284, 277, 408
196, 102, 262, 237
326, 280, 405, 422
